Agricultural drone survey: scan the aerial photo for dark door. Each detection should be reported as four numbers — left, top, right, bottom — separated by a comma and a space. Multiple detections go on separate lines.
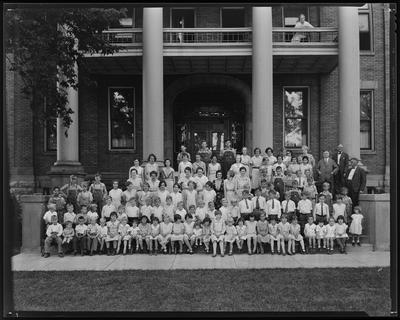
221, 8, 245, 42
171, 9, 195, 42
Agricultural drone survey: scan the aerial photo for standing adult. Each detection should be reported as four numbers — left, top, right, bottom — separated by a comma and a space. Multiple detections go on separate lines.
144, 154, 159, 182
197, 141, 212, 167
220, 140, 236, 178
316, 151, 338, 193
344, 158, 366, 207
297, 145, 316, 168
264, 147, 277, 166
250, 147, 263, 190
332, 144, 350, 196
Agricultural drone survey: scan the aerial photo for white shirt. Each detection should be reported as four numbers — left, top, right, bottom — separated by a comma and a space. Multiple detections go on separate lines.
297, 199, 313, 214
304, 223, 317, 237
192, 175, 209, 191
266, 199, 282, 217
195, 207, 207, 221
87, 210, 98, 222
46, 223, 63, 237
175, 208, 187, 220
281, 199, 296, 213
109, 188, 123, 208
152, 206, 164, 221
333, 203, 346, 221
170, 192, 183, 208
202, 189, 216, 205
347, 168, 357, 180
140, 205, 153, 219
75, 224, 88, 235
239, 198, 254, 214
102, 204, 116, 218
313, 202, 330, 217
43, 210, 58, 224
184, 221, 195, 235
125, 205, 140, 218
251, 196, 267, 210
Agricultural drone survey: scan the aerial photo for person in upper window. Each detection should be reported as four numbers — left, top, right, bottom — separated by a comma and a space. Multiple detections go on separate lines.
292, 14, 314, 42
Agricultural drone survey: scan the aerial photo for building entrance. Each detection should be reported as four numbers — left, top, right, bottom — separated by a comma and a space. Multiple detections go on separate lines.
173, 86, 245, 167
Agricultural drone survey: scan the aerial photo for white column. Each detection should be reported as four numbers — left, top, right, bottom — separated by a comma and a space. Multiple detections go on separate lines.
252, 7, 273, 151
338, 7, 361, 160
55, 61, 81, 165
142, 8, 164, 161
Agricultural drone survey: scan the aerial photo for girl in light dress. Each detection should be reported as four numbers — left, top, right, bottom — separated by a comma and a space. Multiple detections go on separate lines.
163, 196, 175, 222
325, 217, 337, 254
158, 215, 173, 254
144, 154, 159, 182
195, 200, 207, 222
277, 215, 291, 255
240, 147, 252, 177
235, 167, 251, 201
138, 182, 151, 206
256, 213, 270, 254
98, 218, 108, 254
128, 219, 140, 253
183, 181, 198, 211
183, 213, 195, 254
211, 210, 226, 257
129, 159, 144, 182
213, 171, 224, 209
202, 181, 216, 207
268, 217, 280, 254
89, 174, 108, 215
157, 181, 170, 207
178, 153, 193, 179
224, 217, 238, 256
148, 171, 160, 197
152, 196, 164, 222
230, 154, 245, 177
264, 147, 277, 166
250, 148, 263, 190
122, 181, 137, 205
128, 167, 143, 192
287, 156, 301, 176
171, 214, 185, 254
160, 159, 175, 193
245, 214, 258, 255
207, 155, 221, 182
335, 215, 348, 254
224, 170, 236, 206
62, 221, 75, 245
349, 206, 364, 246
202, 217, 212, 253
149, 217, 160, 255
170, 183, 183, 209
105, 212, 120, 255
304, 216, 317, 253
289, 217, 306, 254
230, 199, 240, 224
137, 216, 152, 253
117, 217, 131, 255
193, 222, 203, 247
236, 218, 247, 251
86, 217, 100, 256
315, 220, 327, 251
175, 201, 187, 222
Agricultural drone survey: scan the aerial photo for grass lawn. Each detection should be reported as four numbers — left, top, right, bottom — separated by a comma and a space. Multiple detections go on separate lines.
13, 268, 390, 315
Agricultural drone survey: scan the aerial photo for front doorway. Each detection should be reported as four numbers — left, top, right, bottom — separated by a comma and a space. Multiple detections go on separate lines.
173, 86, 245, 167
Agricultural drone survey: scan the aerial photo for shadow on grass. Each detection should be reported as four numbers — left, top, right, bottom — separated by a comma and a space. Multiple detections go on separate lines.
13, 267, 390, 315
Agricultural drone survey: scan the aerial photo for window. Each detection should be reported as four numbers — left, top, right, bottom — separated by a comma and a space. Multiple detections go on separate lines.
283, 6, 309, 27
360, 90, 374, 150
283, 87, 309, 149
44, 97, 57, 152
108, 87, 135, 150
359, 5, 373, 51
221, 8, 245, 27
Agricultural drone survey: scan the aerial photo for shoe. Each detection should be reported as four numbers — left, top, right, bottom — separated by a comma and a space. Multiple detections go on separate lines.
352, 242, 355, 247
271, 251, 274, 255
282, 252, 286, 256
212, 253, 217, 257
112, 250, 116, 256
189, 250, 193, 255
44, 253, 50, 258
301, 250, 306, 255
228, 251, 233, 256
73, 251, 78, 256
107, 250, 111, 256
248, 252, 252, 255
357, 242, 361, 247
89, 252, 93, 256
221, 253, 224, 257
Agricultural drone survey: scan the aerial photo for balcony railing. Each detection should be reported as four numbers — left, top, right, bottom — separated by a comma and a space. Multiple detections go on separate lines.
101, 27, 338, 47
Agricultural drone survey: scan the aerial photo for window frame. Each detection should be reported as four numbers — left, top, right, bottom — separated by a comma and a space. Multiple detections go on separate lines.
360, 89, 375, 153
358, 4, 374, 54
170, 7, 196, 28
43, 97, 57, 153
281, 6, 310, 27
220, 7, 246, 28
108, 86, 136, 152
282, 86, 310, 151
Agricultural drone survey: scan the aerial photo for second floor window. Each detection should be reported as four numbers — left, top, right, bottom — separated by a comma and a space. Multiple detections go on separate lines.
360, 90, 374, 150
359, 4, 373, 51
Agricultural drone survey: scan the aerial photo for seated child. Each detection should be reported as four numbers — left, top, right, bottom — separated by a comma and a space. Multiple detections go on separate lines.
289, 217, 306, 254
224, 217, 238, 256
140, 197, 153, 220
105, 212, 120, 255
62, 221, 75, 246
219, 198, 231, 221
315, 220, 327, 251
86, 217, 100, 256
195, 200, 207, 222
183, 213, 195, 254
325, 217, 337, 254
128, 218, 140, 253
211, 210, 226, 257
151, 197, 164, 222
256, 213, 269, 254
202, 217, 212, 253
230, 198, 240, 224
137, 215, 151, 253
43, 215, 64, 258
335, 215, 348, 254
117, 217, 131, 255
171, 214, 185, 254
277, 214, 291, 256
236, 218, 247, 251
267, 217, 280, 254
125, 197, 139, 225
175, 201, 187, 222
304, 216, 317, 253
333, 196, 346, 222
206, 201, 217, 221
163, 196, 175, 222
87, 204, 99, 223
149, 217, 160, 255
158, 215, 173, 254
116, 205, 128, 223
245, 213, 258, 255
73, 215, 88, 256
97, 218, 108, 254
193, 221, 203, 247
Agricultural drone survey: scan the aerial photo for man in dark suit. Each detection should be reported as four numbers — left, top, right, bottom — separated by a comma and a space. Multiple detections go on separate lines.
316, 151, 338, 193
344, 157, 367, 206
332, 144, 350, 195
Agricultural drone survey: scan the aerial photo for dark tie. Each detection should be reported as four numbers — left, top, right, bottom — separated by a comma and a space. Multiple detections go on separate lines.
285, 200, 289, 214
256, 197, 260, 210
245, 199, 249, 209
321, 202, 323, 215
272, 199, 274, 209
299, 176, 301, 187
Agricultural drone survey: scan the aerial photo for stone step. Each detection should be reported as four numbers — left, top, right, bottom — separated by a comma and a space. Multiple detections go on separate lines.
345, 243, 373, 252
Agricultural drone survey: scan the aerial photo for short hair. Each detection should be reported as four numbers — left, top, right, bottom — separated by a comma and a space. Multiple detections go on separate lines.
99, 218, 106, 223
181, 152, 189, 158
237, 218, 245, 224
159, 181, 167, 187
126, 181, 133, 187
281, 214, 288, 220
185, 213, 193, 219
203, 217, 211, 224
265, 147, 273, 154
152, 217, 159, 223
51, 215, 58, 221
77, 215, 85, 221
173, 214, 181, 222
150, 171, 158, 177
142, 182, 150, 188
65, 220, 73, 226
292, 216, 298, 222
80, 204, 87, 209
130, 168, 138, 174
215, 210, 222, 216
110, 211, 118, 218
249, 213, 255, 219
188, 205, 196, 210
336, 215, 345, 222
216, 170, 222, 176
269, 190, 276, 195
242, 189, 249, 195
260, 179, 267, 184
94, 173, 101, 178
354, 206, 362, 213
164, 159, 171, 166
253, 147, 261, 154
302, 156, 309, 162
112, 180, 119, 184
184, 167, 192, 173
205, 181, 213, 188
173, 183, 181, 189
166, 195, 173, 201
196, 167, 204, 173
188, 181, 197, 189
239, 167, 247, 172
276, 166, 282, 171
148, 154, 157, 162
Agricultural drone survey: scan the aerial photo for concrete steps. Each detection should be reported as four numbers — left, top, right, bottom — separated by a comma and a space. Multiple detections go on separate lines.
345, 243, 373, 252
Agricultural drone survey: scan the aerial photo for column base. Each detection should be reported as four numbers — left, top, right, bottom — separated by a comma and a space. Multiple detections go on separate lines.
384, 165, 390, 192
48, 161, 86, 187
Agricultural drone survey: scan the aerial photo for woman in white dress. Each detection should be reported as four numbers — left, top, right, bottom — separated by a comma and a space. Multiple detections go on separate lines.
160, 159, 175, 193
240, 147, 252, 178
127, 168, 143, 192
144, 154, 159, 182
129, 159, 144, 182
250, 147, 263, 190
224, 170, 236, 206
264, 147, 277, 166
207, 155, 221, 182
157, 181, 170, 207
230, 155, 245, 177
234, 167, 251, 200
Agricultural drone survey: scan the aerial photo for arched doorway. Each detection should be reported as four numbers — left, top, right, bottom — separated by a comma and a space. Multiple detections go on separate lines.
173, 86, 245, 163
164, 75, 252, 167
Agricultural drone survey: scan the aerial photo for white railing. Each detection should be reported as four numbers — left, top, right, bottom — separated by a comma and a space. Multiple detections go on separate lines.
272, 27, 338, 44
101, 27, 338, 46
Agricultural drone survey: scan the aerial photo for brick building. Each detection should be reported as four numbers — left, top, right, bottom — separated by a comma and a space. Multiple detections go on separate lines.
6, 3, 392, 194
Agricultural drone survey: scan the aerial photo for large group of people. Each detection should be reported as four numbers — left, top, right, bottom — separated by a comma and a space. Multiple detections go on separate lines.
42, 141, 366, 259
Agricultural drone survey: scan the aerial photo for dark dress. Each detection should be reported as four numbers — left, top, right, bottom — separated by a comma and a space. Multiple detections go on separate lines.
221, 149, 236, 178
273, 176, 285, 202
213, 179, 224, 209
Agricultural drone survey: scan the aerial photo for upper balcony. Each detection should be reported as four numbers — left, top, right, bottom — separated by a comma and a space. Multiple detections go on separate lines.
97, 27, 338, 56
